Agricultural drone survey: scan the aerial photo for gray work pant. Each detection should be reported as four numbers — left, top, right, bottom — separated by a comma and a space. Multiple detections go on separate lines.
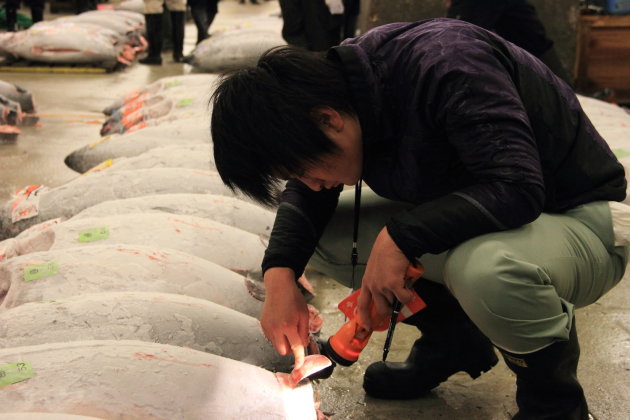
309, 188, 627, 353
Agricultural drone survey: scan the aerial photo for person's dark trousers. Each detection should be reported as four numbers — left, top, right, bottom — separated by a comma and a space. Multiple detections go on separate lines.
139, 13, 163, 65
4, 0, 20, 31
4, 6, 17, 31
28, 0, 44, 23
498, 319, 589, 420
446, 0, 573, 86
189, 0, 218, 44
170, 11, 185, 62
362, 279, 499, 399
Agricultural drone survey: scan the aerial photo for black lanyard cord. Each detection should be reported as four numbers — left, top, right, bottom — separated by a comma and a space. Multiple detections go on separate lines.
350, 178, 362, 291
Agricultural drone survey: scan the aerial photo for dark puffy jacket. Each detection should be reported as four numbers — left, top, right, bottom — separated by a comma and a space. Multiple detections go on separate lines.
262, 18, 626, 276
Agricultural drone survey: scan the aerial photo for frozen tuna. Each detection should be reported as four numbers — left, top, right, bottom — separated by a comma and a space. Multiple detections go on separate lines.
0, 340, 318, 420
102, 74, 217, 115
0, 291, 291, 371
0, 244, 264, 315
0, 22, 125, 65
9, 213, 267, 276
101, 92, 209, 135
0, 80, 37, 125
82, 144, 214, 174
71, 193, 273, 237
64, 118, 210, 173
0, 415, 104, 420
190, 28, 286, 72
0, 168, 232, 239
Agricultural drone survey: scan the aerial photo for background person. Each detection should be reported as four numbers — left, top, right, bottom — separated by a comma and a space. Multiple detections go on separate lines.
445, 0, 573, 86
140, 0, 186, 64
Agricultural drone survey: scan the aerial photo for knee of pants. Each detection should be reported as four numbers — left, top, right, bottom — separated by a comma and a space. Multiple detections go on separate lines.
443, 240, 571, 352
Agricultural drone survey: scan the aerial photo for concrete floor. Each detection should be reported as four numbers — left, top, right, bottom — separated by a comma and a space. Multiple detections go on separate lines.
0, 1, 628, 419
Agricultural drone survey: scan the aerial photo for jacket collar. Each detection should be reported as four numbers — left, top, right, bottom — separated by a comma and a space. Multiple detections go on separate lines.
328, 45, 388, 158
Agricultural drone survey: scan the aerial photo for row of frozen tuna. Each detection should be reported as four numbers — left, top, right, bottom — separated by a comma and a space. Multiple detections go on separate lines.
0, 74, 322, 419
0, 79, 38, 141
0, 10, 146, 66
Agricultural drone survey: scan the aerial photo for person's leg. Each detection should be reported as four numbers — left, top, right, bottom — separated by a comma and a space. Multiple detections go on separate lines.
310, 188, 498, 399
27, 0, 43, 23
445, 0, 506, 30
443, 201, 625, 418
494, 0, 572, 85
140, 0, 164, 65
4, 0, 20, 31
165, 0, 185, 62
278, 0, 308, 49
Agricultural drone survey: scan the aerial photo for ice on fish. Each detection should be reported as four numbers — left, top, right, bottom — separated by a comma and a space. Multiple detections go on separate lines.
0, 291, 292, 371
8, 212, 267, 277
0, 340, 318, 420
0, 168, 230, 239
0, 244, 264, 316
71, 193, 273, 237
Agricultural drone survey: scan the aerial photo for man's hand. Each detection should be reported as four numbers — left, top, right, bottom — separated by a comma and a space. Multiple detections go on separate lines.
260, 267, 310, 369
357, 227, 414, 330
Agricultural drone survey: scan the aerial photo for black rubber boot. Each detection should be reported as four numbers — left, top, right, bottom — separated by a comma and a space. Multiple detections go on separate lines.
191, 2, 217, 44
170, 11, 185, 63
139, 14, 163, 65
30, 6, 44, 24
5, 7, 17, 31
363, 280, 498, 399
498, 319, 589, 420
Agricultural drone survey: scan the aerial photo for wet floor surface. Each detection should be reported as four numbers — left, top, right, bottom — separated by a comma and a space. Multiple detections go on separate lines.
0, 1, 628, 419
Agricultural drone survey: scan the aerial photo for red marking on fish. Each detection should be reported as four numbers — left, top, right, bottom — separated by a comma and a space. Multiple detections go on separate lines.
134, 352, 213, 368
169, 217, 219, 231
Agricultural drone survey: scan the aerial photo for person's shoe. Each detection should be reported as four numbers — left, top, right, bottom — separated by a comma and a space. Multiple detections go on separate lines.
140, 13, 163, 66
498, 318, 589, 420
182, 54, 195, 64
139, 56, 162, 65
362, 279, 498, 399
363, 322, 498, 399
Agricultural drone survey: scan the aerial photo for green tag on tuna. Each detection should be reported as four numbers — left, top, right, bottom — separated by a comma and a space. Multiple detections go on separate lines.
176, 98, 194, 107
164, 80, 183, 89
613, 148, 630, 159
23, 261, 59, 282
78, 226, 109, 243
0, 362, 35, 387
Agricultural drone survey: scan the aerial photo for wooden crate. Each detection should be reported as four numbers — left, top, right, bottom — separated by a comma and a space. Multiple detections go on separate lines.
575, 14, 630, 102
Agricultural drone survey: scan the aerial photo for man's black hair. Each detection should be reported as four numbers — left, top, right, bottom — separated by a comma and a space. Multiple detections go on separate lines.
210, 46, 356, 206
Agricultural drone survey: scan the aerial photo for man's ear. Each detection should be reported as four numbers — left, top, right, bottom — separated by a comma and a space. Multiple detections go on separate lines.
313, 107, 344, 133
